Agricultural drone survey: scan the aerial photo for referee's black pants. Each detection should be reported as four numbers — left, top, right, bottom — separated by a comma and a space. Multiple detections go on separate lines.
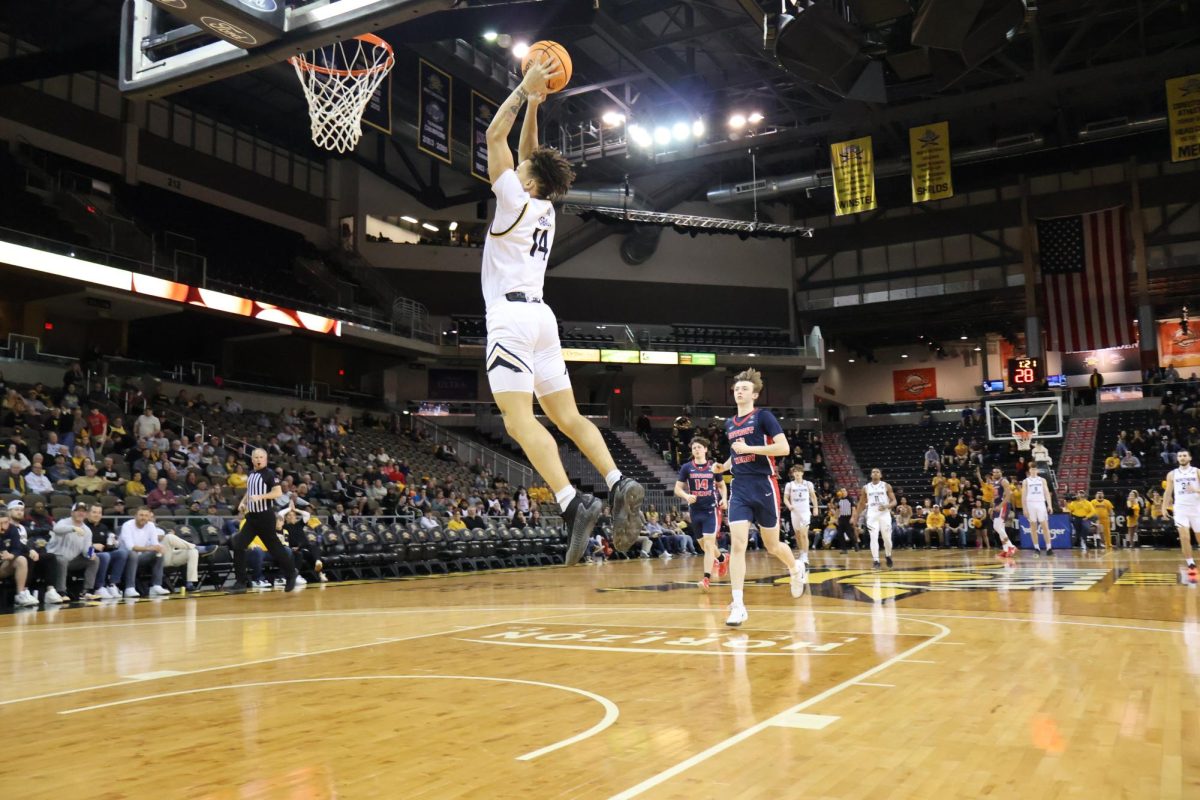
232, 510, 294, 584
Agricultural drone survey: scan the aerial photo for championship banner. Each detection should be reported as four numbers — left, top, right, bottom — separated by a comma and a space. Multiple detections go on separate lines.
1158, 318, 1200, 368
470, 90, 499, 183
830, 136, 876, 216
1166, 74, 1200, 162
909, 121, 953, 203
892, 367, 937, 401
418, 59, 452, 164
362, 70, 392, 135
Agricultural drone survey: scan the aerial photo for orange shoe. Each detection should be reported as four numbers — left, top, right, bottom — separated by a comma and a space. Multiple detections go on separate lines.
699, 576, 711, 592
715, 555, 729, 578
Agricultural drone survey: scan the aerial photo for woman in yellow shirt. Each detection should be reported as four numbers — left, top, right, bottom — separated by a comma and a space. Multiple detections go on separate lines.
228, 463, 248, 490
447, 510, 467, 531
125, 470, 147, 498
1091, 490, 1114, 550
1102, 453, 1120, 482
925, 508, 946, 548
1125, 490, 1144, 547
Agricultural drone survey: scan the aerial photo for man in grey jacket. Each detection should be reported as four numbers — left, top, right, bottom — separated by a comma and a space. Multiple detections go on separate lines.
46, 502, 100, 603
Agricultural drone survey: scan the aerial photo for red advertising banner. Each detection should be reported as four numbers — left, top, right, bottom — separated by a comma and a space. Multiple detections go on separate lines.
1158, 319, 1200, 369
893, 367, 938, 401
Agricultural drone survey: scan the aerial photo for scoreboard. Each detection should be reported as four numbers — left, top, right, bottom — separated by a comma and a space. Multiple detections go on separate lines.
1007, 357, 1044, 388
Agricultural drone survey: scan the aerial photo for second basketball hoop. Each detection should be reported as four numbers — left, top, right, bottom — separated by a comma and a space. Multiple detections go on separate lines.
291, 34, 395, 153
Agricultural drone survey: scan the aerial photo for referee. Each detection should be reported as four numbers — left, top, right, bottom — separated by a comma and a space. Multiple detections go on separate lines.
230, 448, 297, 592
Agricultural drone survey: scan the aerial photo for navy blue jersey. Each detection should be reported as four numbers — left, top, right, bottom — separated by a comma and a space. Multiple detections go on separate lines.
725, 408, 784, 479
677, 460, 719, 511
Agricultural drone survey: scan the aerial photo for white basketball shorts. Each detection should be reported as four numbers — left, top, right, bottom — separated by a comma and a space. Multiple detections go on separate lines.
867, 511, 892, 535
1026, 505, 1049, 524
485, 300, 571, 398
791, 510, 811, 530
1173, 508, 1200, 534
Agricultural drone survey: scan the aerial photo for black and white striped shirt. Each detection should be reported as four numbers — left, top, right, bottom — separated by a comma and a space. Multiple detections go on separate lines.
246, 467, 278, 513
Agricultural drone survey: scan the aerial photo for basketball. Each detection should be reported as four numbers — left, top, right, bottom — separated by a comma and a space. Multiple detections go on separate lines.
521, 40, 572, 93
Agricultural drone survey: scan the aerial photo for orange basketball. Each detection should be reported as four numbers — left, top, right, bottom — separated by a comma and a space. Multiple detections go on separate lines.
522, 40, 572, 93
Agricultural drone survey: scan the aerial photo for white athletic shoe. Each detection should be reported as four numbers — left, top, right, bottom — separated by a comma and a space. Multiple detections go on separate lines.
294, 575, 307, 586
725, 603, 748, 627
43, 587, 65, 604
790, 562, 807, 598
124, 587, 140, 598
13, 590, 38, 607
148, 585, 171, 597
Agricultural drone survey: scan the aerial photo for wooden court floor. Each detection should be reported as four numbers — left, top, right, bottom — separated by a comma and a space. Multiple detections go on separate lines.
3, 548, 1198, 800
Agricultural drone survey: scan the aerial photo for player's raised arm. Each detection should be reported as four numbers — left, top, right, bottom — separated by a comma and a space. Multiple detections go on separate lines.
518, 89, 544, 163
486, 60, 555, 184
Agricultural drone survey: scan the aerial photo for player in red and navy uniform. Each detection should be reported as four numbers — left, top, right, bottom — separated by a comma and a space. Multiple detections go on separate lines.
986, 466, 1018, 557
713, 368, 805, 627
674, 436, 728, 592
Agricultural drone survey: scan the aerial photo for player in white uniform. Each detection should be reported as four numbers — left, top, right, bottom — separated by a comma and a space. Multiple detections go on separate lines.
851, 468, 897, 569
782, 465, 818, 594
1021, 463, 1056, 557
482, 60, 644, 565
1162, 449, 1199, 578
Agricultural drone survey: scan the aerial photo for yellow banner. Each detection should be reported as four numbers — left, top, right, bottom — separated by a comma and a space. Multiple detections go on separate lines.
1166, 74, 1200, 162
830, 136, 876, 216
909, 121, 953, 202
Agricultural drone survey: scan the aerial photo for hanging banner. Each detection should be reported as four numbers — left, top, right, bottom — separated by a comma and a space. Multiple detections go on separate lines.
1166, 74, 1200, 163
892, 367, 937, 401
470, 90, 499, 183
362, 70, 392, 135
830, 136, 876, 216
909, 121, 953, 202
1158, 318, 1200, 368
418, 59, 452, 164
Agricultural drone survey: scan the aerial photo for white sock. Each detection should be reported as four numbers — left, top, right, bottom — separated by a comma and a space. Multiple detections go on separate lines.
1188, 559, 1196, 567
731, 589, 744, 605
555, 486, 577, 509
605, 470, 622, 490
800, 551, 809, 564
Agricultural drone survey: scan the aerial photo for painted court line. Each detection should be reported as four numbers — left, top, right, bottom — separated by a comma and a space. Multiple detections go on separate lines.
0, 618, 521, 708
607, 616, 952, 800
853, 682, 895, 688
772, 713, 839, 730
57, 675, 619, 762
456, 639, 843, 657
898, 659, 937, 664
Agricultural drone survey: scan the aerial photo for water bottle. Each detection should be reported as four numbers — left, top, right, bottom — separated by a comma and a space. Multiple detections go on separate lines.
87, 545, 95, 558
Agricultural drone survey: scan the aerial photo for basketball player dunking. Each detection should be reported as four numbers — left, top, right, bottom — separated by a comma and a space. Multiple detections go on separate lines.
1021, 463, 1056, 556
482, 59, 644, 564
712, 369, 804, 627
1162, 449, 1199, 580
850, 468, 896, 569
674, 436, 728, 592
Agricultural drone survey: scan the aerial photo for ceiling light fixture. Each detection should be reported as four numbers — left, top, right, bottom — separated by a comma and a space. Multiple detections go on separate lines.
512, 41, 530, 59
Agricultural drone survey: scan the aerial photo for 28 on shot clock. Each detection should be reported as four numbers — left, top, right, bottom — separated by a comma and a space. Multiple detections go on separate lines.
1007, 357, 1044, 388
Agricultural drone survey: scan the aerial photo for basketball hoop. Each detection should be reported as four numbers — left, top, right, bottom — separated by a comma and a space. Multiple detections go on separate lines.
290, 34, 395, 154
1014, 431, 1034, 452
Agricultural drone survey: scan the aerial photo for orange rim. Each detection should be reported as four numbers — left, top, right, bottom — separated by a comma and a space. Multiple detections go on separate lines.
290, 33, 395, 77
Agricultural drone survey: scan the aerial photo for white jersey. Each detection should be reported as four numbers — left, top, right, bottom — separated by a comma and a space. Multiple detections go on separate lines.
785, 480, 814, 516
1022, 476, 1049, 509
481, 170, 556, 309
864, 482, 891, 514
1172, 465, 1200, 511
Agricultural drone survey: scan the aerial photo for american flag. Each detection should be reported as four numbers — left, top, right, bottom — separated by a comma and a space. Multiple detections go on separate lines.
1036, 208, 1132, 353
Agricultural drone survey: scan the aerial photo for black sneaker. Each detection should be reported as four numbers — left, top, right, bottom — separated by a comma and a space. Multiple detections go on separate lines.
885, 555, 893, 568
562, 493, 602, 565
1046, 549, 1054, 557
284, 570, 298, 592
228, 581, 248, 594
609, 477, 646, 552
873, 560, 881, 569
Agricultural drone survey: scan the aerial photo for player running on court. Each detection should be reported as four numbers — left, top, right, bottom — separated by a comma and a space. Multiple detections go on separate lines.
674, 436, 729, 592
1162, 449, 1199, 580
980, 466, 1019, 557
783, 464, 817, 592
1021, 463, 1056, 556
712, 369, 804, 627
482, 59, 644, 564
850, 468, 897, 569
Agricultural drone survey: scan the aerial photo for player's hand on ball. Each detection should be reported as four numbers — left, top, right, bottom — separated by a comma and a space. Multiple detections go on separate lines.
731, 440, 751, 455
521, 59, 558, 95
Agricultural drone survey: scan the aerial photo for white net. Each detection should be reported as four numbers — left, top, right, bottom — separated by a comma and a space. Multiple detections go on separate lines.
1014, 431, 1034, 451
291, 35, 394, 154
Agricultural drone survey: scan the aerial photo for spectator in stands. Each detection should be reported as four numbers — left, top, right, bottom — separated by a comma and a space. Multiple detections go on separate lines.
157, 520, 200, 592
923, 445, 940, 473
133, 407, 161, 441
1102, 451, 1121, 482
446, 510, 467, 531
1088, 368, 1104, 404
86, 407, 108, 447
954, 437, 969, 467
224, 396, 242, 415
1067, 491, 1096, 550
146, 478, 179, 511
85, 503, 125, 599
23, 463, 53, 497
60, 384, 81, 411
0, 444, 30, 473
1120, 451, 1142, 475
0, 509, 37, 607
47, 502, 101, 603
4, 463, 27, 496
419, 509, 439, 531
329, 503, 349, 527
894, 497, 913, 549
1161, 437, 1182, 466
931, 471, 947, 503
463, 506, 486, 531
26, 501, 53, 534
46, 454, 75, 485
125, 470, 147, 499
228, 462, 248, 492
119, 506, 169, 597
1030, 439, 1052, 471
663, 513, 697, 555
925, 506, 945, 549
57, 463, 117, 495
944, 505, 966, 548
44, 432, 69, 459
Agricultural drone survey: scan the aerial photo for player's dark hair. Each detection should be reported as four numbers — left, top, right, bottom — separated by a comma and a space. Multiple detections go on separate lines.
689, 436, 710, 451
790, 464, 804, 475
733, 367, 763, 394
528, 145, 576, 200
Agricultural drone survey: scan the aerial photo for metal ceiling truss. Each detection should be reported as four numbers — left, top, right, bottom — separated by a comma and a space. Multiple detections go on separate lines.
561, 204, 814, 238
